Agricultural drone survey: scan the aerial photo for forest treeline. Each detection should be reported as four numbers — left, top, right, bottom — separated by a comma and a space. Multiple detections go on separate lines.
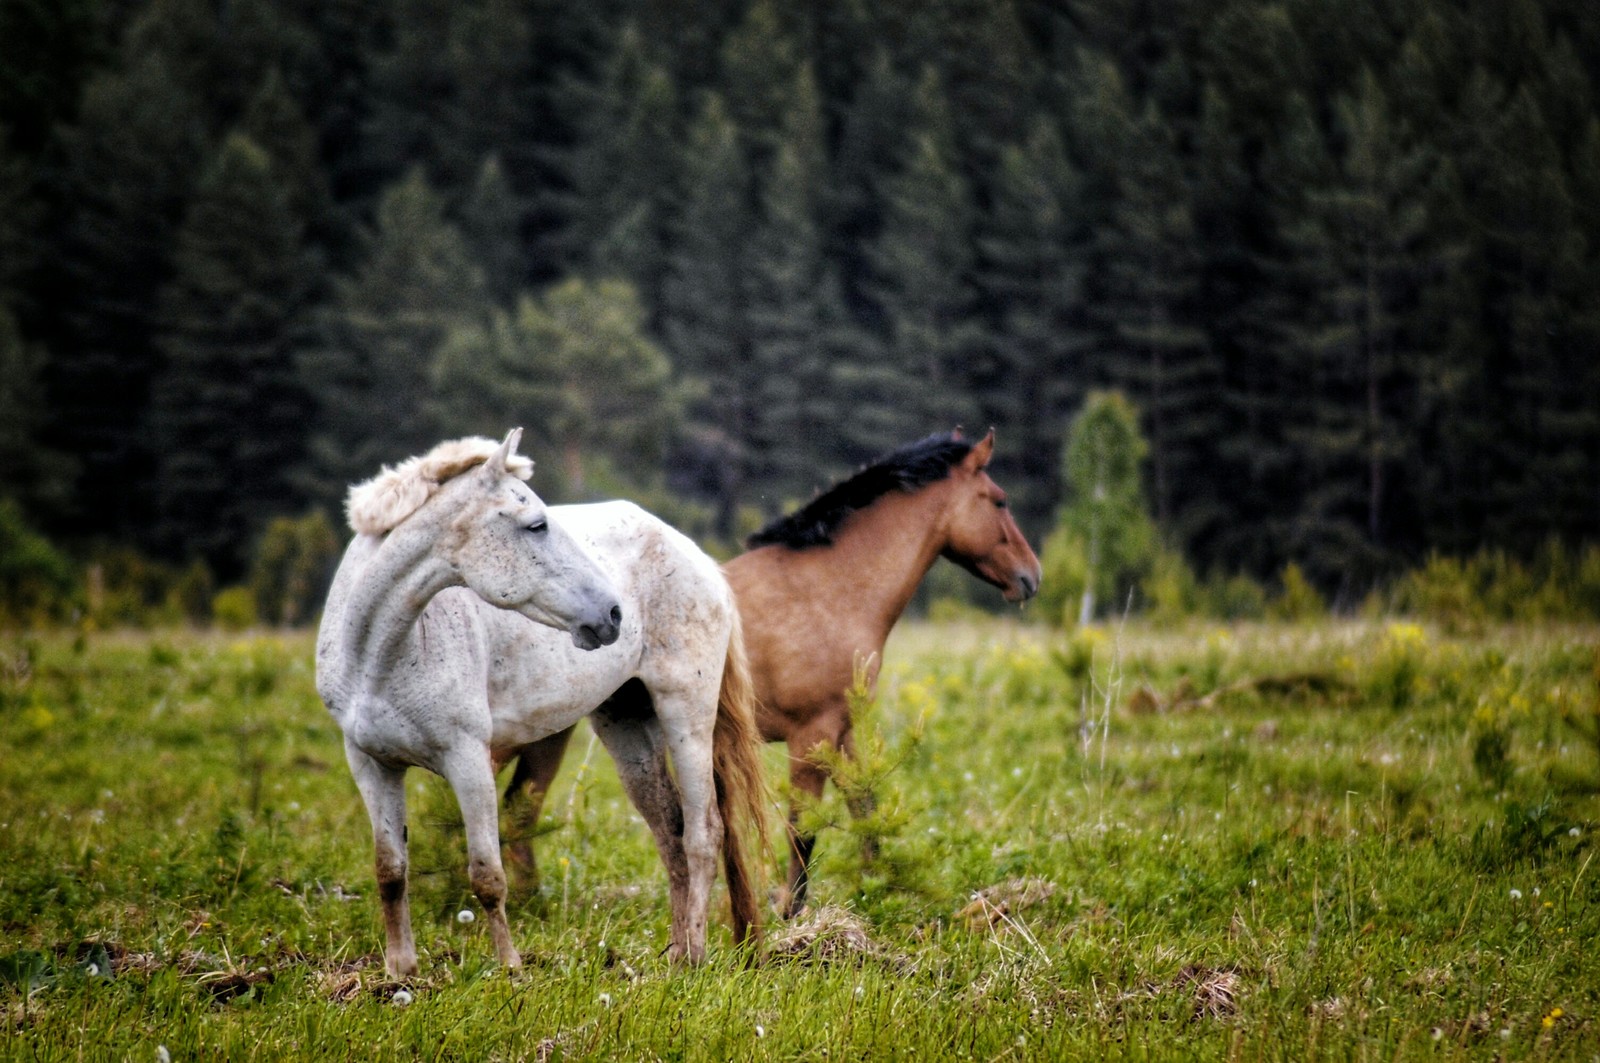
1, 0, 1598, 600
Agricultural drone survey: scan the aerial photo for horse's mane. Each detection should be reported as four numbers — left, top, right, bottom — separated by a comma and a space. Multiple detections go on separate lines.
746, 432, 974, 550
346, 436, 534, 536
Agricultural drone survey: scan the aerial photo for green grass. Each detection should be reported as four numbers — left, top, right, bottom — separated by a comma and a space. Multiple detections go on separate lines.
1, 620, 1596, 1060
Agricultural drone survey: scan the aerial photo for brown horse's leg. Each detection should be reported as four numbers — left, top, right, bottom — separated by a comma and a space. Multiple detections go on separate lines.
782, 732, 832, 918
504, 725, 576, 893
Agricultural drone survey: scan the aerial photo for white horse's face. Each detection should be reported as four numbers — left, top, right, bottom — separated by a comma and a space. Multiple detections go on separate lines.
444, 447, 622, 651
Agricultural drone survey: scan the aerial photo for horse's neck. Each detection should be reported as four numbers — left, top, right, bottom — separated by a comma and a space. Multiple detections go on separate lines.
829, 484, 954, 639
327, 522, 460, 696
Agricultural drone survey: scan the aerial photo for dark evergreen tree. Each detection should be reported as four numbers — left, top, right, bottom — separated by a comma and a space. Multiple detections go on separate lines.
149, 132, 314, 574
460, 155, 525, 307
300, 170, 487, 509
660, 91, 756, 535
431, 278, 678, 498
1273, 71, 1449, 586
975, 115, 1094, 533
1073, 56, 1216, 540
44, 46, 208, 545
866, 67, 980, 434
555, 23, 681, 305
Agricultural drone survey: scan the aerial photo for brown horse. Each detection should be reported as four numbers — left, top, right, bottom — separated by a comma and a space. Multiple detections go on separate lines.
503, 429, 1041, 915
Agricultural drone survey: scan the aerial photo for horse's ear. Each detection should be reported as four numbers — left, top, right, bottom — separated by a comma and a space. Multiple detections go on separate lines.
485, 428, 523, 478
964, 428, 996, 470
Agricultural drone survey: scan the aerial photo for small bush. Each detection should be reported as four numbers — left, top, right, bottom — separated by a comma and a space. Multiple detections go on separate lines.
212, 586, 258, 631
1200, 571, 1268, 620
249, 511, 339, 627
1142, 548, 1199, 626
0, 499, 75, 626
1035, 527, 1090, 628
1270, 562, 1326, 622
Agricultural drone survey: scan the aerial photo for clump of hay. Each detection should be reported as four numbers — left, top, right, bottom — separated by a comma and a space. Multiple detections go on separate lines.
957, 876, 1058, 928
1171, 965, 1242, 1020
766, 906, 882, 966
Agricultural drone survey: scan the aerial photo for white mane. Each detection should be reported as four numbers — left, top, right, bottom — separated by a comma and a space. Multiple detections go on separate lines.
346, 436, 534, 536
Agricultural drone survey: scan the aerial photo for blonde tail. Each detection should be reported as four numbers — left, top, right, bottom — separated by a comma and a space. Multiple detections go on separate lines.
713, 604, 771, 947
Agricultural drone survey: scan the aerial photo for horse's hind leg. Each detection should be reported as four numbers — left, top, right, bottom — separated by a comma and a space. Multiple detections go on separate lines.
442, 747, 521, 969
644, 690, 723, 963
588, 683, 706, 961
504, 725, 576, 893
344, 739, 418, 978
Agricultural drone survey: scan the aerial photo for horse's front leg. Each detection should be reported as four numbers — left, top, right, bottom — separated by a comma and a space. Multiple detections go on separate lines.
443, 747, 521, 969
345, 739, 417, 978
780, 734, 830, 919
503, 725, 576, 893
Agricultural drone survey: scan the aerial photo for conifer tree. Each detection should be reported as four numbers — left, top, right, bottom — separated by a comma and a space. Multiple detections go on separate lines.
1272, 71, 1449, 582
150, 132, 313, 573
300, 170, 487, 508
556, 23, 681, 303
866, 67, 980, 433
46, 47, 207, 544
431, 278, 678, 498
661, 91, 756, 535
975, 115, 1093, 529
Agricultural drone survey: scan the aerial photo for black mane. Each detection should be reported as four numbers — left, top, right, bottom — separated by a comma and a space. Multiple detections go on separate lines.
746, 433, 974, 550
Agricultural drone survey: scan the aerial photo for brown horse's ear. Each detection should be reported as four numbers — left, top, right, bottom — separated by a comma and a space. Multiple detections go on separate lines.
963, 428, 996, 470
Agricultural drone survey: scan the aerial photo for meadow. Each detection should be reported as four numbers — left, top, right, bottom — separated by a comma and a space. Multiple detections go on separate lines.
1, 619, 1596, 1061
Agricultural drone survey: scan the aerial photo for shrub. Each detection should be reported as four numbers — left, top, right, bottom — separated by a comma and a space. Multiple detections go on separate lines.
249, 511, 339, 627
1269, 562, 1326, 622
1200, 571, 1268, 620
1142, 548, 1200, 626
212, 586, 258, 631
0, 499, 75, 626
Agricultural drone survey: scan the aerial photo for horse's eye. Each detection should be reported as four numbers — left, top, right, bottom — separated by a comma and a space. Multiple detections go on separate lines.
993, 498, 1008, 509
525, 520, 547, 534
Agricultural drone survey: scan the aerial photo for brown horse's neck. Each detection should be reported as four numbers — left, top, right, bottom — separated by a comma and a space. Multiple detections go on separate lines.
823, 481, 956, 643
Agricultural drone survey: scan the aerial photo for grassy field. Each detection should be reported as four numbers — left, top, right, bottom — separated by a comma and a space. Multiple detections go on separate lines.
1, 619, 1596, 1061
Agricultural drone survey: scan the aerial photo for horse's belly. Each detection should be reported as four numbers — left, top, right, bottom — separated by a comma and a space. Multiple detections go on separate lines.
483, 614, 641, 754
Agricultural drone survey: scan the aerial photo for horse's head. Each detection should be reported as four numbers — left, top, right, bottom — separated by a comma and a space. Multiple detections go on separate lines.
939, 429, 1042, 603
443, 429, 623, 650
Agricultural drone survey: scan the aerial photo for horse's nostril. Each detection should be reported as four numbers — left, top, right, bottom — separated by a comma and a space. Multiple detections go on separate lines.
1019, 573, 1038, 598
609, 605, 622, 625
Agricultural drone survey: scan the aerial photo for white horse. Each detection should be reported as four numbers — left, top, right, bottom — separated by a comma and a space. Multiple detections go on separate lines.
316, 430, 766, 977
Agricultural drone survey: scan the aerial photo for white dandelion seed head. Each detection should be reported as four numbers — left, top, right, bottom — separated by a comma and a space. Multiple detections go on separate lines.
456, 909, 475, 924
392, 989, 414, 1006
755, 1025, 766, 1039
157, 1047, 172, 1063
1509, 888, 1523, 900
598, 992, 613, 1007
86, 963, 99, 977
1570, 827, 1582, 837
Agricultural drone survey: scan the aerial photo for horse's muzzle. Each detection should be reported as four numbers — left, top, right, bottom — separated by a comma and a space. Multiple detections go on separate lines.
572, 603, 623, 650
1008, 569, 1040, 603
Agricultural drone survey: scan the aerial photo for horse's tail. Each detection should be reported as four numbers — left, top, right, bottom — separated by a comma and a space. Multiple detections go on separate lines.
713, 602, 770, 949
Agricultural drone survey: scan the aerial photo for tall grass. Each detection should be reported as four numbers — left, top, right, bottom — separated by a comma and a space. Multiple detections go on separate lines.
1, 621, 1596, 1060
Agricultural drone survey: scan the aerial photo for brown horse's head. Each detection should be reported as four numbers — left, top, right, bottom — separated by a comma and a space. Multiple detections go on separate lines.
940, 429, 1042, 602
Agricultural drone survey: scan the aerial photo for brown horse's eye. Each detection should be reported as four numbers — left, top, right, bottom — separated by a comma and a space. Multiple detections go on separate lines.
993, 498, 1008, 509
